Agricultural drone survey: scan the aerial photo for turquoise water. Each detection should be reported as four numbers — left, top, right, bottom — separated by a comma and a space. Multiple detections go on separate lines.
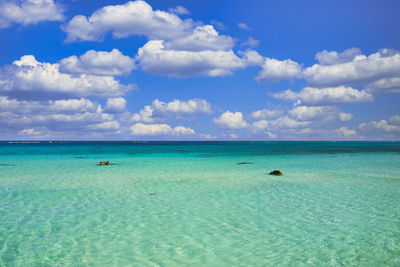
1, 142, 400, 266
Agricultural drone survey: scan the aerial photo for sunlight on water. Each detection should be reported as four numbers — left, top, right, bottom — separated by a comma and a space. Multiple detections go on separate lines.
1, 142, 400, 265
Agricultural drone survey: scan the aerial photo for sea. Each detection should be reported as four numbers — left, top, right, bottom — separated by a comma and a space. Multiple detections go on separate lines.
0, 141, 400, 266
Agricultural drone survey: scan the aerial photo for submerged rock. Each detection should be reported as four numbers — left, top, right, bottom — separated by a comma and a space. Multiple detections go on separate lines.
237, 162, 253, 165
269, 170, 283, 176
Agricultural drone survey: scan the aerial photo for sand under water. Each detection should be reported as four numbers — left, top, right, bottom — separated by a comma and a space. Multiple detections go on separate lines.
1, 141, 400, 265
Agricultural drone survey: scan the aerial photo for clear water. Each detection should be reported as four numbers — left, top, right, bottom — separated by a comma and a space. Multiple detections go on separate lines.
0, 142, 400, 266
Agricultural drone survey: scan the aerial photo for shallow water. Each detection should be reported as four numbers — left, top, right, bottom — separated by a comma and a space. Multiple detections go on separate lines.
1, 142, 400, 266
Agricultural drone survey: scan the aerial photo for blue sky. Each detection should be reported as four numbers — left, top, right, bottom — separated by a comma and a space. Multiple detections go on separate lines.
0, 0, 399, 140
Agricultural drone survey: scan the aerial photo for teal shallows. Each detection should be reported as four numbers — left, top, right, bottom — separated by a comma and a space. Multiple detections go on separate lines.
0, 142, 400, 266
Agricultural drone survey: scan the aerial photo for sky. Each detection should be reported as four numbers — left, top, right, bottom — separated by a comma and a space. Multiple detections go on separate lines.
0, 0, 400, 141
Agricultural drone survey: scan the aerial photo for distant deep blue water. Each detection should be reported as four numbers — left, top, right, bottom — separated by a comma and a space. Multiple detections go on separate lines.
1, 142, 400, 265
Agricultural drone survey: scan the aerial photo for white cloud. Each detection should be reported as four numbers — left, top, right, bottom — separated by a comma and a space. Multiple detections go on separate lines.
335, 127, 357, 137
131, 105, 155, 123
272, 86, 373, 105
0, 55, 134, 99
49, 98, 100, 113
199, 133, 216, 139
59, 49, 135, 76
240, 49, 264, 66
88, 121, 120, 131
62, 1, 259, 78
241, 37, 259, 48
315, 48, 362, 65
365, 77, 400, 94
303, 49, 400, 88
152, 98, 212, 114
174, 125, 195, 135
250, 108, 282, 119
168, 5, 190, 15
136, 40, 248, 77
165, 25, 234, 52
287, 105, 352, 122
252, 116, 310, 131
104, 97, 127, 113
18, 128, 42, 135
211, 20, 225, 31
288, 106, 335, 121
130, 123, 195, 136
359, 116, 400, 136
227, 133, 238, 139
390, 115, 400, 124
0, 96, 100, 114
131, 98, 212, 123
0, 96, 122, 135
256, 57, 302, 82
63, 0, 193, 42
338, 112, 352, 121
0, 0, 64, 29
214, 111, 248, 129
238, 23, 250, 30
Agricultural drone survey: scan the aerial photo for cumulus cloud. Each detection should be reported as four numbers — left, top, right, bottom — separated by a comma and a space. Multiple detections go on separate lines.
334, 127, 357, 137
59, 49, 135, 76
0, 96, 123, 136
62, 1, 259, 78
252, 116, 310, 131
358, 115, 400, 136
288, 105, 352, 122
338, 112, 353, 121
365, 77, 400, 94
240, 49, 264, 66
250, 108, 282, 120
18, 128, 42, 135
168, 5, 190, 15
131, 105, 155, 123
390, 115, 400, 124
0, 55, 134, 100
211, 20, 225, 31
256, 58, 302, 82
0, 96, 100, 114
131, 98, 212, 122
136, 40, 249, 77
272, 86, 373, 105
251, 116, 310, 133
247, 103, 357, 140
104, 97, 127, 113
315, 48, 362, 65
238, 23, 251, 30
241, 37, 259, 48
152, 98, 212, 114
199, 133, 216, 139
303, 49, 400, 88
88, 121, 120, 131
0, 0, 64, 29
130, 123, 194, 136
165, 25, 235, 52
63, 0, 193, 42
214, 111, 248, 129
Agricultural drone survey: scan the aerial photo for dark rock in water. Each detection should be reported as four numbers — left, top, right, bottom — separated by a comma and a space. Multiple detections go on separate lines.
148, 193, 156, 196
0, 163, 15, 166
269, 170, 283, 176
237, 162, 253, 165
98, 161, 115, 166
